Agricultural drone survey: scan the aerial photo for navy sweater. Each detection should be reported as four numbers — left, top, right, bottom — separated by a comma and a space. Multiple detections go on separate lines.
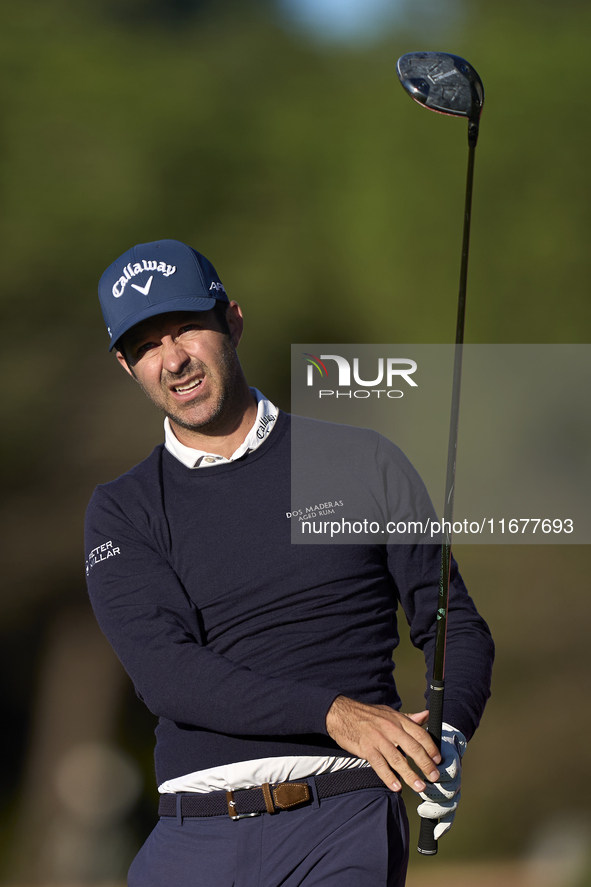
85, 412, 493, 785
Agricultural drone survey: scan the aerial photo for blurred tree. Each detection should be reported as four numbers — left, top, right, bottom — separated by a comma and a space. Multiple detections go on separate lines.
8, 606, 130, 884
92, 0, 272, 28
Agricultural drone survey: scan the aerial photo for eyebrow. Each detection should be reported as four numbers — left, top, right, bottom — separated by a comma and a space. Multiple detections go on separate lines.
124, 313, 212, 353
127, 322, 165, 345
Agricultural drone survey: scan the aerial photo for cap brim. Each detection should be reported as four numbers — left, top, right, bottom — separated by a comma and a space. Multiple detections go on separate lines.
108, 296, 219, 351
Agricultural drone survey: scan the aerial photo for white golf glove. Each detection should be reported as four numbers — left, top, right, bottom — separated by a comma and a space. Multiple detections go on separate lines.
416, 722, 467, 840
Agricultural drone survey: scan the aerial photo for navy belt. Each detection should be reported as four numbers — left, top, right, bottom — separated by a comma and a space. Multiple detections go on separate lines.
158, 766, 384, 820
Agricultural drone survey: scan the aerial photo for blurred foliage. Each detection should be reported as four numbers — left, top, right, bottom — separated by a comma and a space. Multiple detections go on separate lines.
0, 0, 589, 877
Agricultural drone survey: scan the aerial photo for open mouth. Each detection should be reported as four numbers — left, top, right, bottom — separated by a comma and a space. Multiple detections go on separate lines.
172, 378, 203, 394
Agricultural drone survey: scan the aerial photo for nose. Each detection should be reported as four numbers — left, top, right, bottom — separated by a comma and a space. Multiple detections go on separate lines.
160, 336, 190, 374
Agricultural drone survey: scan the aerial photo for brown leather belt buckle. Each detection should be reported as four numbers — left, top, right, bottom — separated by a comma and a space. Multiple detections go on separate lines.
224, 781, 311, 821
225, 790, 261, 821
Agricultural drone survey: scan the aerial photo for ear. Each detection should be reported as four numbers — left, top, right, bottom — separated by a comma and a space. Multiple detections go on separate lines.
116, 350, 136, 379
226, 301, 244, 348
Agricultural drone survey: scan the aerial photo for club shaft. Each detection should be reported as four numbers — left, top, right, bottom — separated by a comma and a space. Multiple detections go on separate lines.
455, 142, 476, 345
417, 141, 477, 857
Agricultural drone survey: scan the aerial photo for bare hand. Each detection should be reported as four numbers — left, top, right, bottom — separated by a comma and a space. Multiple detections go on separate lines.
325, 695, 441, 793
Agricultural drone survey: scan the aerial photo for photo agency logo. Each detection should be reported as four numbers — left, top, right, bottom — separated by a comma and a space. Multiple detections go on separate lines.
302, 353, 418, 399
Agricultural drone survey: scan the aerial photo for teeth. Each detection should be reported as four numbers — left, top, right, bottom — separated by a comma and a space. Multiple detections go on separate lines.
174, 379, 202, 393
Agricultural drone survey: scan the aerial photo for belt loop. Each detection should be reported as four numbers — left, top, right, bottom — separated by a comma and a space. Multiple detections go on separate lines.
307, 776, 320, 810
261, 783, 276, 815
176, 793, 184, 826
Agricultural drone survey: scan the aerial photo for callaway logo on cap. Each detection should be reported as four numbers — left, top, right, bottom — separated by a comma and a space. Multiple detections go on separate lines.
98, 239, 229, 351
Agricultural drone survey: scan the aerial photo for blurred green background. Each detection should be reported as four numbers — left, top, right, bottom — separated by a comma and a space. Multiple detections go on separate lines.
1, 0, 589, 883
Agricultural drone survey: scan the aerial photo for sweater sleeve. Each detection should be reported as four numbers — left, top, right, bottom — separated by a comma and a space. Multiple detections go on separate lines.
377, 436, 495, 741
85, 486, 339, 737
388, 543, 494, 741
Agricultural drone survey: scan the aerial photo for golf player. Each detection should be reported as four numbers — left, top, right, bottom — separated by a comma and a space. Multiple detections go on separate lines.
85, 239, 494, 886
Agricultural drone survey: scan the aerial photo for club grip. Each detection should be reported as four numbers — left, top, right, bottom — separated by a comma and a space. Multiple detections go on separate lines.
425, 679, 444, 745
417, 678, 445, 856
418, 817, 438, 855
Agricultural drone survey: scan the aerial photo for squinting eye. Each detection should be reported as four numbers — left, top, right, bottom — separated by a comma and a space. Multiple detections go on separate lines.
136, 342, 157, 357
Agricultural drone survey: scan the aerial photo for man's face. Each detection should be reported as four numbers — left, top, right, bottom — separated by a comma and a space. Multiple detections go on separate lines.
116, 305, 246, 434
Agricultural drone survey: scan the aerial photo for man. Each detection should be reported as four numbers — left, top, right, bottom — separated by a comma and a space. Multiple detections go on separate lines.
85, 239, 494, 886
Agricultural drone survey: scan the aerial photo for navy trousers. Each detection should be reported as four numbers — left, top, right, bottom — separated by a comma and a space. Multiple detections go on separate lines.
128, 783, 409, 887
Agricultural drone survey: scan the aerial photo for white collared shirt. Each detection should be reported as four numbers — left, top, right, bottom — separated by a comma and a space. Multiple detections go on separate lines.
159, 389, 367, 792
164, 388, 278, 468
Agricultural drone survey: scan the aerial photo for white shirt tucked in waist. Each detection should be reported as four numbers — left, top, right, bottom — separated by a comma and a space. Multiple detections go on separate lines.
158, 755, 370, 794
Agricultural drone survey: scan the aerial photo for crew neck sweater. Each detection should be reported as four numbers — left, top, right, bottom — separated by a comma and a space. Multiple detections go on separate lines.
85, 412, 493, 786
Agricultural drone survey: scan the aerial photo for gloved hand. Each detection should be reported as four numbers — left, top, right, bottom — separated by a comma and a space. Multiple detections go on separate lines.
416, 723, 467, 840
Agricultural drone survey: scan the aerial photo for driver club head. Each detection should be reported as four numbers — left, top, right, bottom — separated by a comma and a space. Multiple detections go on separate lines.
397, 51, 484, 125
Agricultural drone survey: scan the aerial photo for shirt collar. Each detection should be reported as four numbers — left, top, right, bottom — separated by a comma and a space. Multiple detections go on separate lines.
164, 389, 279, 468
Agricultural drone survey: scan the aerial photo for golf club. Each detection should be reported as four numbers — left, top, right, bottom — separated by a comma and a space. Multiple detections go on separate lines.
396, 51, 484, 856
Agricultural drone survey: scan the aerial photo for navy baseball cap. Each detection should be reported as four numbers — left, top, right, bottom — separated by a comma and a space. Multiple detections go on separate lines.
98, 239, 229, 350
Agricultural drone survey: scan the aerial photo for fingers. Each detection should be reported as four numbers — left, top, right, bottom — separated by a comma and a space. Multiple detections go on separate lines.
325, 697, 442, 792
365, 740, 438, 794
365, 752, 402, 792
362, 723, 442, 793
405, 710, 430, 725
388, 716, 442, 778
386, 710, 441, 765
